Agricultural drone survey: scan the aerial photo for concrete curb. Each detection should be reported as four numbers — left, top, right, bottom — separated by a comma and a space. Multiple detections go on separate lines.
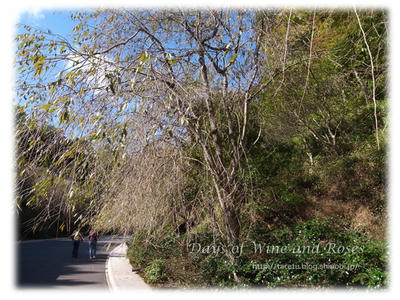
105, 242, 151, 291
105, 243, 120, 291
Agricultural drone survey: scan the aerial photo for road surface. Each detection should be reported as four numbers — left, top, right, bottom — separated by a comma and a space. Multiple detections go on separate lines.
17, 235, 126, 289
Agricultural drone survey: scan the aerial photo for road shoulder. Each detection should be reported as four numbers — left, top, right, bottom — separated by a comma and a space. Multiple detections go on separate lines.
106, 242, 151, 290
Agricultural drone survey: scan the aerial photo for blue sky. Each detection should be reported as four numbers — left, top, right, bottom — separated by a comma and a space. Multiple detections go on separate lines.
16, 10, 77, 36
3, 1, 400, 296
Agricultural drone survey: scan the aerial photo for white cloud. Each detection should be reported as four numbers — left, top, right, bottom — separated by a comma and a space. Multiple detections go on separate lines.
64, 51, 117, 96
17, 9, 45, 27
28, 8, 45, 20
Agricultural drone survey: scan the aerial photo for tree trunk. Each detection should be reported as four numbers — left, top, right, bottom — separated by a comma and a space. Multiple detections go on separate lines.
216, 185, 243, 283
224, 204, 240, 244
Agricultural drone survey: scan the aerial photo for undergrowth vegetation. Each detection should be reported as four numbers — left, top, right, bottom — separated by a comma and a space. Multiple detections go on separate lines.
16, 8, 388, 288
127, 218, 387, 288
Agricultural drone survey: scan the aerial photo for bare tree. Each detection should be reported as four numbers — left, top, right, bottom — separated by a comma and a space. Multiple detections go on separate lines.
16, 9, 268, 246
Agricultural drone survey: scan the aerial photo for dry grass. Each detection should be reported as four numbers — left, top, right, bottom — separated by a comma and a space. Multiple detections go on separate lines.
308, 196, 386, 240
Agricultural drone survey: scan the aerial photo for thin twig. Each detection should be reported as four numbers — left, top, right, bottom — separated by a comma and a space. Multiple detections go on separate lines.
354, 8, 380, 150
298, 9, 316, 113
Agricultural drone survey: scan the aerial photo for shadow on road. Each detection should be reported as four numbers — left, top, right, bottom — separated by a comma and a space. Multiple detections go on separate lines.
16, 238, 123, 288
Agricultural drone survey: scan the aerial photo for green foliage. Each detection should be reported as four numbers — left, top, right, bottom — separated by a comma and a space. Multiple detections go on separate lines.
127, 218, 387, 288
126, 230, 205, 286
185, 218, 387, 288
144, 259, 168, 284
126, 231, 151, 266
17, 8, 388, 288
247, 218, 387, 288
15, 106, 106, 239
117, 9, 388, 288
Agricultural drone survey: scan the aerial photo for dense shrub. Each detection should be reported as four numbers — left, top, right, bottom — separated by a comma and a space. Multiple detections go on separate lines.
144, 258, 167, 284
127, 218, 387, 288
247, 218, 387, 287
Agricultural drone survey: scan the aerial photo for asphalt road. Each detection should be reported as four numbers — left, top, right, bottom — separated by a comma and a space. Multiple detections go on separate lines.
16, 235, 126, 289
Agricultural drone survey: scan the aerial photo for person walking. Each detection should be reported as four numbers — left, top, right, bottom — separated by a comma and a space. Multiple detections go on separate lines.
88, 229, 99, 259
71, 230, 83, 258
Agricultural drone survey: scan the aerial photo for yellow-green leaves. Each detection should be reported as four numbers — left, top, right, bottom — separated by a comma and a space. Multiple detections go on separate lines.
138, 51, 151, 64
118, 103, 127, 113
79, 87, 85, 97
33, 56, 46, 76
166, 53, 177, 65
229, 53, 238, 64
40, 103, 52, 110
40, 102, 57, 114
49, 86, 56, 96
58, 108, 70, 126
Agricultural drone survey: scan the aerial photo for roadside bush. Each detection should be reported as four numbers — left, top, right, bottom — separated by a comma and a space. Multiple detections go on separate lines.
144, 258, 167, 284
126, 230, 206, 286
127, 218, 387, 288
250, 218, 387, 287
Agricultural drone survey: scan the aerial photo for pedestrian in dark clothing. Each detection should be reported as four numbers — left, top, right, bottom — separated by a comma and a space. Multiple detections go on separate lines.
71, 230, 83, 258
88, 230, 99, 259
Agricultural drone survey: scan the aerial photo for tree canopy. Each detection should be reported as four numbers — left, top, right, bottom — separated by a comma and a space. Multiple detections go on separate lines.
15, 8, 388, 287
